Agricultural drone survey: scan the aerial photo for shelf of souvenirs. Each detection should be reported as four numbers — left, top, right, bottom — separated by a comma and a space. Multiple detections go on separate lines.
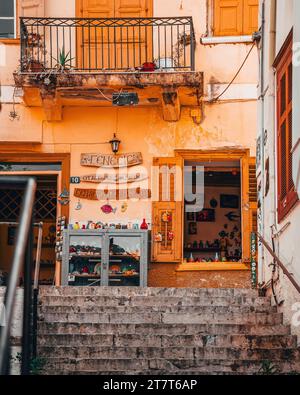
69, 253, 141, 260
68, 272, 140, 279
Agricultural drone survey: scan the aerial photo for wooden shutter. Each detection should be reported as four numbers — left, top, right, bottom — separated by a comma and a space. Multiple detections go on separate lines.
214, 0, 243, 36
276, 34, 298, 222
17, 0, 44, 35
114, 0, 152, 68
241, 155, 257, 263
214, 0, 258, 36
243, 0, 259, 35
114, 0, 152, 17
18, 0, 44, 17
152, 157, 183, 263
248, 157, 258, 235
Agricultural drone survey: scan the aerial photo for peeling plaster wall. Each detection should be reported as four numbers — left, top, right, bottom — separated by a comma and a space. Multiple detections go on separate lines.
0, 1, 258, 268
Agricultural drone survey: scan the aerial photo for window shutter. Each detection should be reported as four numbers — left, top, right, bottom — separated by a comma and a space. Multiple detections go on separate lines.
214, 0, 243, 36
18, 0, 45, 17
152, 157, 183, 263
243, 0, 259, 35
241, 155, 257, 263
17, 0, 44, 35
248, 158, 258, 237
276, 34, 299, 222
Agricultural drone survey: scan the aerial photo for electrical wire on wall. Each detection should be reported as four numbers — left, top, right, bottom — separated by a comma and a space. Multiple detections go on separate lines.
209, 41, 257, 103
96, 88, 123, 103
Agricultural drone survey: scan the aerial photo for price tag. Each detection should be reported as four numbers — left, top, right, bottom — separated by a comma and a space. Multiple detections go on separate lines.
68, 275, 75, 282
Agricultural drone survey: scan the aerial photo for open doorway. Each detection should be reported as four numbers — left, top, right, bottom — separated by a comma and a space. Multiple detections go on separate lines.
184, 161, 242, 264
0, 175, 58, 286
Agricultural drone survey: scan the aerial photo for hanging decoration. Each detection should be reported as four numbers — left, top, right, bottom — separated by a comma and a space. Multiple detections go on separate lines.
58, 186, 70, 206
162, 211, 172, 223
101, 204, 117, 215
121, 202, 128, 213
75, 199, 82, 211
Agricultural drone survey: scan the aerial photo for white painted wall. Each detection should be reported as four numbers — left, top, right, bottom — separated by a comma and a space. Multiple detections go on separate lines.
258, 0, 300, 342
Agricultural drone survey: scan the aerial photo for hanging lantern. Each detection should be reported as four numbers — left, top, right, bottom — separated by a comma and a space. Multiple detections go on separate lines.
109, 133, 121, 154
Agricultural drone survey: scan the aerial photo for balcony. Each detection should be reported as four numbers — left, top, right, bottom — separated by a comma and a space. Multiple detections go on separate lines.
14, 17, 203, 121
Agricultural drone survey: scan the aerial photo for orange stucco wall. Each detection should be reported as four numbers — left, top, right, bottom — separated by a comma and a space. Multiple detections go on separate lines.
0, 1, 258, 286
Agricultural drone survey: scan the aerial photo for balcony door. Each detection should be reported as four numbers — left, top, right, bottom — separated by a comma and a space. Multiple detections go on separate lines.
76, 0, 153, 70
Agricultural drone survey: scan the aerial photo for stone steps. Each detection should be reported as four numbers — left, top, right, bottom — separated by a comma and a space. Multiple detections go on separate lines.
39, 304, 276, 314
41, 357, 300, 375
40, 311, 283, 325
39, 295, 271, 307
37, 287, 300, 375
39, 286, 260, 298
38, 322, 291, 336
38, 346, 300, 361
37, 334, 297, 348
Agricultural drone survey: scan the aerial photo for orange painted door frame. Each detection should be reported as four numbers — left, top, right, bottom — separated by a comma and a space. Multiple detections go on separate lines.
0, 152, 70, 286
169, 149, 256, 265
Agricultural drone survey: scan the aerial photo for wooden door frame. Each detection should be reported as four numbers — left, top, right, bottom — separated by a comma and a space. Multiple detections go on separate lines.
0, 153, 70, 220
175, 148, 252, 264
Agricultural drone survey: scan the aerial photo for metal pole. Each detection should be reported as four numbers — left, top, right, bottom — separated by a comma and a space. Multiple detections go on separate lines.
0, 177, 36, 376
257, 233, 300, 295
21, 217, 33, 376
34, 223, 43, 290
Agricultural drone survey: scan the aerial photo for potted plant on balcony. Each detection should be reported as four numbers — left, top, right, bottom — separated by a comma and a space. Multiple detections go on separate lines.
53, 47, 74, 72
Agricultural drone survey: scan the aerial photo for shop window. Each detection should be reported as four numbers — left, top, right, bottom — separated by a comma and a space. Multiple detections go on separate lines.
276, 32, 298, 222
0, 0, 15, 38
214, 0, 259, 36
184, 163, 242, 263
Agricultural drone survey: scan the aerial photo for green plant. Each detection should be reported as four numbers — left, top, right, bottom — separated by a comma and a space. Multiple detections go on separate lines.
53, 47, 74, 71
258, 360, 280, 375
13, 352, 46, 375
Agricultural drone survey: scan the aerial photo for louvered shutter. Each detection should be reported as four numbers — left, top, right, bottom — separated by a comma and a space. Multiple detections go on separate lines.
243, 0, 259, 35
276, 35, 298, 222
241, 155, 257, 263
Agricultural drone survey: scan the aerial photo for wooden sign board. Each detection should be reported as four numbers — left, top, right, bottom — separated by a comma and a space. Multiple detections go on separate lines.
81, 152, 143, 169
81, 173, 148, 184
74, 188, 151, 201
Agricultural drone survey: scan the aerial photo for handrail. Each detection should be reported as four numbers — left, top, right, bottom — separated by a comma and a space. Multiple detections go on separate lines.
257, 232, 300, 294
0, 177, 36, 375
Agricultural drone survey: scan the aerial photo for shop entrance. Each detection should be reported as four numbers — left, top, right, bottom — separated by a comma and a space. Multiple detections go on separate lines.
0, 168, 60, 287
184, 161, 242, 264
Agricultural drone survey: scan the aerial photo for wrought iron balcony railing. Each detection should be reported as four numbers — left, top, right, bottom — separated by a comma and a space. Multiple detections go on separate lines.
20, 17, 195, 73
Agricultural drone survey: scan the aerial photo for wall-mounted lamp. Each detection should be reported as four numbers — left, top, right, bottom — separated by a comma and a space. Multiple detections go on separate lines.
109, 133, 121, 154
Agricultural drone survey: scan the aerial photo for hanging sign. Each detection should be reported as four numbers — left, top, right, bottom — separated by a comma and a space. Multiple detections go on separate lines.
250, 232, 257, 289
81, 173, 148, 184
80, 152, 143, 169
74, 187, 151, 201
70, 176, 81, 184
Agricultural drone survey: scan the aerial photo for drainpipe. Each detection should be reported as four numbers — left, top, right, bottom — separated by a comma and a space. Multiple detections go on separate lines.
269, 0, 278, 246
258, 0, 266, 285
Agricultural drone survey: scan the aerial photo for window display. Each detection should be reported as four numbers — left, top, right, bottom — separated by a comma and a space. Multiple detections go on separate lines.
61, 230, 149, 287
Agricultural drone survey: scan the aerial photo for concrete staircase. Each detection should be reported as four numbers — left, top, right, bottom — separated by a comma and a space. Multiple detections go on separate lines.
37, 287, 300, 375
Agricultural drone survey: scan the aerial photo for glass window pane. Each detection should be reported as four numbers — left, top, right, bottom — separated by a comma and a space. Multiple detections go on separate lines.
109, 236, 141, 286
0, 163, 62, 171
280, 75, 286, 115
0, 0, 14, 17
0, 19, 14, 38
